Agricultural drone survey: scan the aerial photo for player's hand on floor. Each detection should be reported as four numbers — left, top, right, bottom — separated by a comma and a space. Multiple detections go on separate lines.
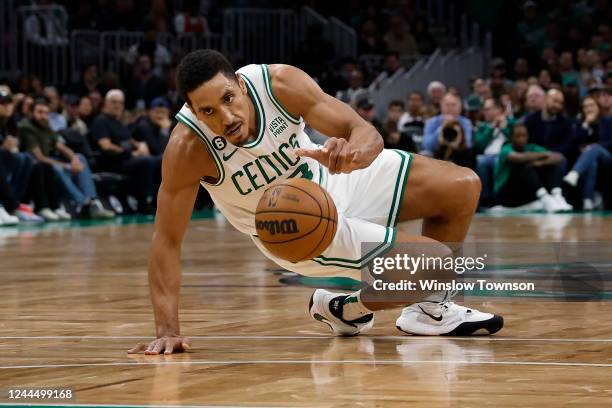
295, 137, 368, 174
128, 336, 191, 355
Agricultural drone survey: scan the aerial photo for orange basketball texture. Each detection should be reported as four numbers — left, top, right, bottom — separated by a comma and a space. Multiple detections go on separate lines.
255, 178, 338, 263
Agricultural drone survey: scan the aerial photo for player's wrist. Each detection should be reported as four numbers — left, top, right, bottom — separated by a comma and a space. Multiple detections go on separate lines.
156, 323, 180, 338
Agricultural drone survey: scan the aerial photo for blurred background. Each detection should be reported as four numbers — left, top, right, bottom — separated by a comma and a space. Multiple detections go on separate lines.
0, 0, 611, 225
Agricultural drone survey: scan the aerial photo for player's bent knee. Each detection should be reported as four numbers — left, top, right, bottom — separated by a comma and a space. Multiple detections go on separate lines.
457, 167, 481, 213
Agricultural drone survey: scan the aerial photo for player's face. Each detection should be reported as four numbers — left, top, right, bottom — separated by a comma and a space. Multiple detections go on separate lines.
188, 73, 251, 146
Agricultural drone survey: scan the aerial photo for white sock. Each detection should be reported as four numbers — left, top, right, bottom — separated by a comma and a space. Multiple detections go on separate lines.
563, 171, 579, 187
342, 290, 373, 321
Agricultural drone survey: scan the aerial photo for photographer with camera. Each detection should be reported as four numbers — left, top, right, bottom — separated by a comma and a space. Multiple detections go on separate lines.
422, 93, 473, 155
434, 119, 476, 169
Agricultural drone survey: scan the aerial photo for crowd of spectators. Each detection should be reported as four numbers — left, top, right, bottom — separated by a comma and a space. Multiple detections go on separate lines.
1, 1, 611, 226
0, 81, 172, 225
329, 1, 612, 213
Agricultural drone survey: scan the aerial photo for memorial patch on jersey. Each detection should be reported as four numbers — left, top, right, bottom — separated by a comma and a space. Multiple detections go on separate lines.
212, 136, 227, 150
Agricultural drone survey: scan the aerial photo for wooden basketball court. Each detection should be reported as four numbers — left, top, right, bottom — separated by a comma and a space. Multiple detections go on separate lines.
1, 213, 611, 407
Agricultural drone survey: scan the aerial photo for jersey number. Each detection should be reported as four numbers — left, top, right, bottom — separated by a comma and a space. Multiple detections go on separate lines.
288, 163, 314, 180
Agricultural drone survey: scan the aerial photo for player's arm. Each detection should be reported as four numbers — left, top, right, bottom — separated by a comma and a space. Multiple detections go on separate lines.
128, 122, 214, 355
269, 64, 383, 174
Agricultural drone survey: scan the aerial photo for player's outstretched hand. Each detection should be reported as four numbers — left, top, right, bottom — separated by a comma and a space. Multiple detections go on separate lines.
128, 336, 191, 355
295, 137, 369, 175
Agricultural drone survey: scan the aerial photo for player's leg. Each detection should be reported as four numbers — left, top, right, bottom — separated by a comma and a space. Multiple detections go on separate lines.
397, 154, 481, 248
326, 154, 501, 335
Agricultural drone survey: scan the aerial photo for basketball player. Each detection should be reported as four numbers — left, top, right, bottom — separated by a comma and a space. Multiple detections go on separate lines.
128, 50, 503, 355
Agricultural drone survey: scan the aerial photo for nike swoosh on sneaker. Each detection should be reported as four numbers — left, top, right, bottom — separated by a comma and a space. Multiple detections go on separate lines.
418, 305, 443, 321
223, 148, 238, 161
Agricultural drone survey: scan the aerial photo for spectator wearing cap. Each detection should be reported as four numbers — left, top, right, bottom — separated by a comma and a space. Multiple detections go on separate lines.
524, 89, 578, 164
465, 94, 483, 127
131, 97, 170, 207
422, 93, 473, 154
562, 75, 581, 119
424, 81, 446, 117
90, 89, 158, 214
19, 97, 114, 220
475, 98, 517, 206
355, 96, 386, 142
132, 97, 172, 158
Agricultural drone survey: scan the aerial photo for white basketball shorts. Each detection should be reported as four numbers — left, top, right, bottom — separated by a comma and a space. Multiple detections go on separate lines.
251, 149, 413, 278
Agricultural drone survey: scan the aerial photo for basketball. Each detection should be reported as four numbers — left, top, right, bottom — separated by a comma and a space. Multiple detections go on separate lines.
255, 178, 338, 263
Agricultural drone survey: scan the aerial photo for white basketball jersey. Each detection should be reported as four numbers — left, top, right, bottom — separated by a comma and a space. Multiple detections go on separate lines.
176, 64, 322, 235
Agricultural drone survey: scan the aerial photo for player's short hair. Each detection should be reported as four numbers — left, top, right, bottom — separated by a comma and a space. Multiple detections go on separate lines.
176, 49, 236, 105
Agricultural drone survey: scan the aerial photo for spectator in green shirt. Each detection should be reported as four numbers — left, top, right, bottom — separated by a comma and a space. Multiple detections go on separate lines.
474, 98, 516, 207
494, 124, 571, 212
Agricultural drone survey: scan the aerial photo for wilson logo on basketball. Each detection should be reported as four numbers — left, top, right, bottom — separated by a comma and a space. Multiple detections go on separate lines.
256, 219, 299, 235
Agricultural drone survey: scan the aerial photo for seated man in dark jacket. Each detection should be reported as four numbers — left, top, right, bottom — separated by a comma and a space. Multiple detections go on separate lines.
523, 89, 578, 165
90, 89, 159, 213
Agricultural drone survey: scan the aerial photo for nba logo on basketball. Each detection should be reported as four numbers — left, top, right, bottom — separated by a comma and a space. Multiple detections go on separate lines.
267, 188, 282, 208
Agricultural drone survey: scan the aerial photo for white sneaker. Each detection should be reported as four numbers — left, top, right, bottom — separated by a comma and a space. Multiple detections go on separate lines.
38, 208, 59, 221
309, 289, 374, 336
0, 206, 19, 226
563, 170, 579, 187
54, 207, 72, 221
551, 187, 573, 211
583, 198, 594, 211
539, 193, 562, 213
396, 301, 503, 336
